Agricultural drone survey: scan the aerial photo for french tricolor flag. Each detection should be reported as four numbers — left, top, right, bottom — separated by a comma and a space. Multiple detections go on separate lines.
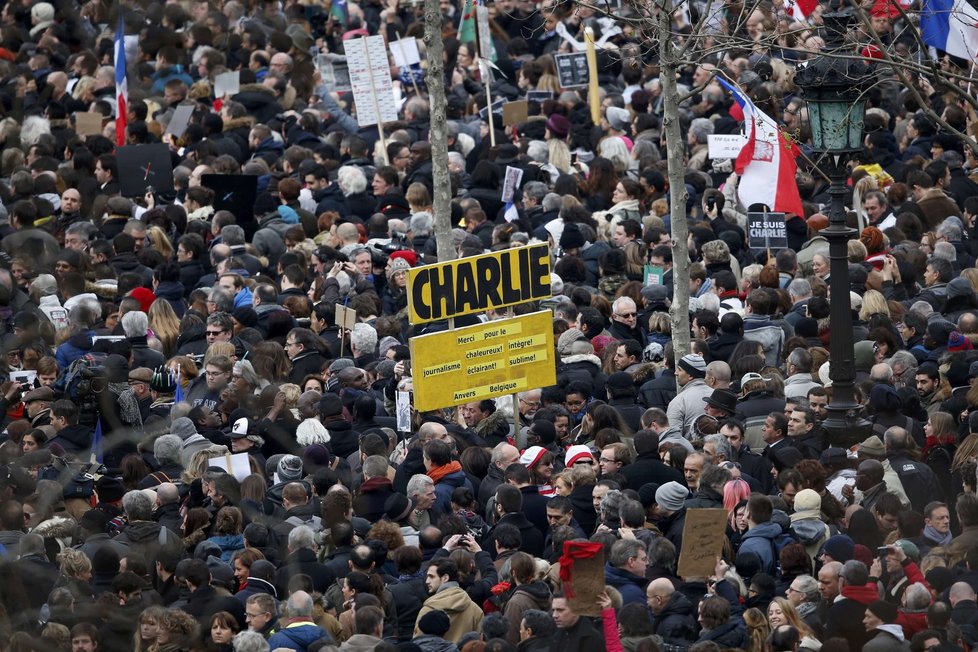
921, 0, 978, 60
114, 15, 127, 147
718, 77, 805, 218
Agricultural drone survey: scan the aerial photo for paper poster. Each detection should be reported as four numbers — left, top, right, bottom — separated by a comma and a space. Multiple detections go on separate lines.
643, 265, 665, 286
554, 52, 589, 88
345, 35, 398, 127
214, 71, 240, 98
476, 5, 492, 60
164, 104, 194, 139
317, 55, 352, 93
677, 509, 728, 577
478, 97, 506, 120
707, 133, 748, 159
396, 391, 412, 432
390, 37, 421, 68
501, 166, 523, 204
526, 90, 553, 103
10, 370, 37, 388
116, 144, 175, 197
208, 452, 252, 482
74, 112, 103, 136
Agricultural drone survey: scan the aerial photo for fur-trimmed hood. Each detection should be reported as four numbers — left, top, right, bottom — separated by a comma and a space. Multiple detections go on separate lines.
224, 116, 255, 132
559, 353, 602, 368
474, 408, 510, 439
32, 515, 76, 546
629, 362, 660, 383
237, 82, 276, 97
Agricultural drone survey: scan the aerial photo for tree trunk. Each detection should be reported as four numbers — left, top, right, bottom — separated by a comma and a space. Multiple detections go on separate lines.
423, 0, 455, 263
658, 10, 691, 365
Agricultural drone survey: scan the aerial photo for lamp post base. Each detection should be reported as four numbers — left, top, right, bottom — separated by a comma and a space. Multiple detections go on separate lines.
822, 402, 873, 449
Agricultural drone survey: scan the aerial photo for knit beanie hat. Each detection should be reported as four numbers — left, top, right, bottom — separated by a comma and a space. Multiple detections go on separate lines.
867, 600, 898, 624
559, 223, 586, 250
677, 354, 706, 378
948, 331, 973, 352
277, 455, 303, 482
557, 328, 592, 356
170, 417, 197, 441
418, 610, 452, 636
232, 307, 259, 329
564, 445, 593, 467
387, 257, 411, 281
820, 534, 854, 562
655, 481, 689, 512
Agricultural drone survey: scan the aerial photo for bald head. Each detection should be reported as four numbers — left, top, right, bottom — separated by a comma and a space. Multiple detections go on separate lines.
648, 578, 676, 597
287, 590, 313, 617
950, 582, 976, 605
857, 459, 885, 485
418, 422, 448, 443
157, 483, 179, 505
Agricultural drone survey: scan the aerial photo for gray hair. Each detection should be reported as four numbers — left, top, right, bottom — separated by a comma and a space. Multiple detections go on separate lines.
787, 278, 812, 299
936, 221, 963, 241
19, 532, 45, 557
232, 630, 270, 652
410, 211, 433, 237
288, 525, 316, 552
909, 301, 934, 320
699, 464, 732, 493
122, 489, 154, 521
702, 434, 732, 461
869, 363, 893, 383
841, 559, 868, 584
337, 166, 367, 196
208, 287, 234, 313
888, 350, 918, 374
233, 360, 261, 388
362, 455, 389, 478
448, 151, 465, 168
351, 323, 377, 355
526, 140, 549, 164
221, 225, 246, 246
523, 181, 548, 201
904, 582, 931, 610
542, 193, 562, 212
600, 489, 623, 522
794, 574, 819, 603
121, 310, 149, 338
406, 473, 434, 499
933, 241, 957, 262
689, 117, 715, 144
154, 435, 184, 466
286, 590, 314, 618
65, 221, 97, 240
608, 538, 646, 568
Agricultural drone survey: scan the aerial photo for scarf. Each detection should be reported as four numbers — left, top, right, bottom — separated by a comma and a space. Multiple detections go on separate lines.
924, 524, 952, 547
427, 460, 463, 484
921, 434, 955, 459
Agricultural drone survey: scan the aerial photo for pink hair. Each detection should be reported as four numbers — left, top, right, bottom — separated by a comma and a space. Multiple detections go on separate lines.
723, 478, 751, 527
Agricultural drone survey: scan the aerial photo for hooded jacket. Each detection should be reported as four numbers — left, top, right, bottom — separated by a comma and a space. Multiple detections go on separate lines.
863, 624, 910, 652
666, 378, 712, 434
55, 330, 94, 369
267, 620, 333, 651
743, 314, 786, 366
415, 583, 484, 643
604, 564, 647, 605
790, 509, 830, 561
556, 353, 607, 398
433, 467, 473, 516
47, 423, 93, 453
411, 635, 459, 652
738, 521, 783, 576
502, 580, 552, 644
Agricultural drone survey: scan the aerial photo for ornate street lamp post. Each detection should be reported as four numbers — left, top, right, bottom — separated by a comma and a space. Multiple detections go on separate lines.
794, 1, 873, 448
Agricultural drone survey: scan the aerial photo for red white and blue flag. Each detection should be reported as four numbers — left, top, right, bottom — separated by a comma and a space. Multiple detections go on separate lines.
718, 77, 805, 217
114, 15, 127, 147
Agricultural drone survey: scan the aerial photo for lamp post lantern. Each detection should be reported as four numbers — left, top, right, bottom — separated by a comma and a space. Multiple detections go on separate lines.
794, 0, 874, 448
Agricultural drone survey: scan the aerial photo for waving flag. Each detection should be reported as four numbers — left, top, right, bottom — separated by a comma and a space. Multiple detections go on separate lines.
91, 418, 104, 464
784, 0, 818, 21
921, 0, 978, 59
114, 15, 127, 147
174, 368, 184, 403
718, 77, 805, 217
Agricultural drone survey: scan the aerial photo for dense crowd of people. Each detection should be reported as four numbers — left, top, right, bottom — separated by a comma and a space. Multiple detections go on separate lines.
0, 0, 977, 650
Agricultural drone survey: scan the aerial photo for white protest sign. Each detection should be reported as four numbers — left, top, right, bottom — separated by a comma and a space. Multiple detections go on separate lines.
476, 6, 492, 59
708, 133, 748, 159
208, 452, 252, 482
390, 37, 421, 68
214, 71, 240, 98
396, 391, 412, 432
501, 166, 523, 204
346, 35, 398, 127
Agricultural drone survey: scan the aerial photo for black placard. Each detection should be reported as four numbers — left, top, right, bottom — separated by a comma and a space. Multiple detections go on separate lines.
116, 144, 175, 197
554, 52, 589, 88
747, 212, 788, 250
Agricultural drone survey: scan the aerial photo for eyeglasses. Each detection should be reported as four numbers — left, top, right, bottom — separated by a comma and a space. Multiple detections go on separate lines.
520, 398, 541, 407
245, 612, 268, 619
786, 586, 802, 594
205, 370, 227, 377
206, 330, 226, 336
599, 457, 617, 463
616, 312, 637, 318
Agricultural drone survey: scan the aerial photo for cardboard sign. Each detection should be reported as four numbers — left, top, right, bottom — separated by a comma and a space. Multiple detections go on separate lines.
345, 35, 398, 127
164, 104, 194, 139
336, 304, 358, 331
561, 541, 605, 617
677, 508, 728, 577
214, 70, 240, 98
747, 212, 788, 251
390, 37, 421, 68
116, 144, 174, 197
74, 112, 103, 136
406, 243, 551, 324
526, 90, 554, 103
208, 452, 251, 482
201, 174, 258, 224
478, 98, 506, 120
409, 311, 556, 411
502, 100, 528, 126
554, 52, 590, 88
708, 134, 748, 159
501, 166, 523, 204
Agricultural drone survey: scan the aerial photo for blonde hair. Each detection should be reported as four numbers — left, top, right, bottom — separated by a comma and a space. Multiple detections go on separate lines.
203, 342, 236, 367
279, 383, 301, 409
148, 299, 181, 358
847, 239, 868, 263
768, 597, 814, 638
58, 548, 91, 579
182, 444, 230, 483
952, 433, 978, 473
548, 138, 571, 174
858, 289, 890, 321
146, 226, 173, 260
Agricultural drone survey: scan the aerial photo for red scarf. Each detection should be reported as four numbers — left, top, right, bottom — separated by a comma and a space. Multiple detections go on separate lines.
427, 461, 463, 484
921, 435, 955, 459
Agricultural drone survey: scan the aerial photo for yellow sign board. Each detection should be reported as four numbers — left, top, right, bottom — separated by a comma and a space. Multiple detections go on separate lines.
406, 243, 551, 324
409, 311, 556, 411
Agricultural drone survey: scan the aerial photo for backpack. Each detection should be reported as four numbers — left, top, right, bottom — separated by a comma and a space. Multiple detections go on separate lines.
54, 353, 108, 402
